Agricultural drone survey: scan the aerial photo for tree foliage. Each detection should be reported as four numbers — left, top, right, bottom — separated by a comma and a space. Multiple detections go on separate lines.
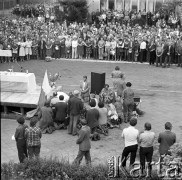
59, 0, 88, 23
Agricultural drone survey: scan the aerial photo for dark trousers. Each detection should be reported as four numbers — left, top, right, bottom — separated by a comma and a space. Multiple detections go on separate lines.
140, 146, 153, 173
74, 150, 91, 165
28, 145, 41, 159
16, 139, 28, 163
156, 55, 163, 67
93, 47, 98, 59
149, 50, 156, 65
124, 49, 128, 61
140, 49, 145, 63
40, 49, 45, 60
128, 52, 134, 61
177, 54, 182, 67
164, 55, 172, 67
122, 144, 138, 167
123, 102, 134, 122
68, 114, 80, 135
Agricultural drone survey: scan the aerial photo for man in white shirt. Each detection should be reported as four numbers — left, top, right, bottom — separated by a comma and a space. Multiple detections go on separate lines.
140, 40, 147, 63
121, 117, 139, 168
72, 36, 78, 59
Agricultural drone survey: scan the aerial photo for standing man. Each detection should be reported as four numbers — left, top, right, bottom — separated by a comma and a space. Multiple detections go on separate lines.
123, 82, 134, 123
158, 122, 176, 156
25, 117, 42, 159
155, 38, 164, 67
158, 122, 176, 174
175, 36, 182, 67
140, 38, 147, 63
73, 119, 91, 166
80, 75, 90, 103
38, 37, 46, 60
121, 117, 139, 169
164, 40, 174, 68
72, 36, 78, 59
68, 90, 83, 136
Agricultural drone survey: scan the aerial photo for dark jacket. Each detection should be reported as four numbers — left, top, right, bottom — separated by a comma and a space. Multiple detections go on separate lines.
68, 96, 83, 115
54, 101, 67, 122
86, 108, 99, 129
38, 40, 46, 51
76, 125, 91, 151
158, 130, 176, 155
15, 124, 28, 142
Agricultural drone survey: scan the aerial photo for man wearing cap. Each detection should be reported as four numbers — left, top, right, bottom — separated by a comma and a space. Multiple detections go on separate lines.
73, 119, 91, 166
68, 90, 83, 136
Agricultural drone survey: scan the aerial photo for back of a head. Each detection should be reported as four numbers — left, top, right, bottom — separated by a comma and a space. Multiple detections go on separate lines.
165, 122, 172, 130
89, 99, 96, 107
130, 117, 137, 126
144, 122, 151, 131
126, 82, 132, 87
98, 101, 104, 108
30, 116, 38, 127
115, 66, 120, 70
17, 116, 25, 125
59, 95, 64, 101
80, 118, 87, 126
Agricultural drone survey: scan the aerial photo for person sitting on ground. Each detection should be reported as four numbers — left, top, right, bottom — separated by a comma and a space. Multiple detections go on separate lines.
107, 102, 119, 128
53, 95, 68, 130
38, 101, 55, 134
86, 99, 99, 134
97, 101, 108, 135
99, 84, 115, 104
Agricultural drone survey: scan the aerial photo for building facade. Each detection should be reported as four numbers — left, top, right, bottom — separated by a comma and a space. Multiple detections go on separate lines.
87, 0, 176, 13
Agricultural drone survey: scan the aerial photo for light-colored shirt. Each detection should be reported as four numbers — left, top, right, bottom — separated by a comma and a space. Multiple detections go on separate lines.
72, 40, 78, 48
98, 107, 108, 125
139, 131, 155, 148
140, 41, 146, 49
122, 126, 139, 147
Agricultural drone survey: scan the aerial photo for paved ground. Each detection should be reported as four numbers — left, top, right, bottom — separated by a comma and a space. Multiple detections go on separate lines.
1, 59, 182, 165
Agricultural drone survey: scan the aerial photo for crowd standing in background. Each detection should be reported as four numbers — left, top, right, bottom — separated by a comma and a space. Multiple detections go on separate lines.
0, 6, 182, 67
5, 4, 178, 171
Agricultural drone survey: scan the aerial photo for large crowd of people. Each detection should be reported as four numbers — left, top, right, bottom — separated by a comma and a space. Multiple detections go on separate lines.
0, 7, 182, 67
13, 65, 177, 176
3, 5, 179, 175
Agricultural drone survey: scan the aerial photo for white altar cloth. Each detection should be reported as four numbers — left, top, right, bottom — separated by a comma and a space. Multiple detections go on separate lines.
0, 71, 37, 93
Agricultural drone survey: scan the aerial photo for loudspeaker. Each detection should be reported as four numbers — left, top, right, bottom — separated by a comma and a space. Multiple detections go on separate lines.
91, 72, 105, 95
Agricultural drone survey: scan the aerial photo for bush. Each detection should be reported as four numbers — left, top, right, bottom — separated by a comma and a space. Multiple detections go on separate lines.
1, 157, 109, 180
2, 155, 181, 180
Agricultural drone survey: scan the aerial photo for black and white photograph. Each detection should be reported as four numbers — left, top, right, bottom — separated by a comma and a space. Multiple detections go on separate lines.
0, 0, 182, 179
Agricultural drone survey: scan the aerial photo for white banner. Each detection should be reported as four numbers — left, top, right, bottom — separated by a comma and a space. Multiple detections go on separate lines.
0, 50, 12, 57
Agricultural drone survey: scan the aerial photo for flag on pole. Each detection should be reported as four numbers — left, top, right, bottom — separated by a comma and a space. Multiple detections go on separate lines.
26, 70, 52, 118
